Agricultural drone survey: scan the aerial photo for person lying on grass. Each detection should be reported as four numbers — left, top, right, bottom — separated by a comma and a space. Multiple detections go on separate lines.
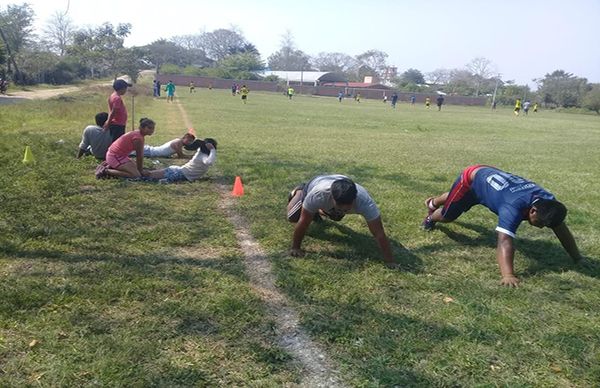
96, 117, 155, 179
143, 138, 217, 183
131, 129, 196, 158
287, 174, 398, 268
422, 164, 583, 287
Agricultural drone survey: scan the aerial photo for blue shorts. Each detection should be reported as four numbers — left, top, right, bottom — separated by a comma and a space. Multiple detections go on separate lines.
164, 166, 187, 182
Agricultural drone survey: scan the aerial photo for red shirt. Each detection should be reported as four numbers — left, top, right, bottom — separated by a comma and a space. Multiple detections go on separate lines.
108, 92, 127, 126
107, 130, 143, 158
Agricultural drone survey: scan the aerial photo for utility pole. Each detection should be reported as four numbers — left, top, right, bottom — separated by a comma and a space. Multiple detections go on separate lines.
491, 74, 501, 110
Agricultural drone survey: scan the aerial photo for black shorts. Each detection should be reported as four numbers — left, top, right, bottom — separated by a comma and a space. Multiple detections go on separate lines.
109, 124, 126, 142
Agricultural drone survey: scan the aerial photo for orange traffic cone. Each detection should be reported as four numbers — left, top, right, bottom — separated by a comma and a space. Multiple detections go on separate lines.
22, 146, 35, 163
232, 176, 244, 196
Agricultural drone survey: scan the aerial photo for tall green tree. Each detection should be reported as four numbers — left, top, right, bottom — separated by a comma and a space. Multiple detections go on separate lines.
311, 52, 357, 73
400, 68, 425, 85
466, 57, 494, 96
68, 22, 132, 79
354, 49, 388, 81
0, 3, 35, 83
535, 70, 589, 107
198, 28, 251, 62
582, 84, 600, 114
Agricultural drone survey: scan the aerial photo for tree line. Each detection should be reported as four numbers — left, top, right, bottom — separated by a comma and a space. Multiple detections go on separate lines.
1, 3, 599, 112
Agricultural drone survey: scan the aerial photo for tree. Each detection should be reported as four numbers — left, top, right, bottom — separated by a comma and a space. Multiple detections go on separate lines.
535, 70, 589, 108
0, 3, 35, 83
582, 84, 600, 114
355, 49, 388, 80
426, 68, 451, 85
68, 22, 132, 79
400, 68, 425, 85
446, 68, 476, 95
144, 39, 190, 73
42, 11, 74, 56
466, 57, 494, 96
218, 52, 264, 79
267, 31, 312, 71
198, 28, 250, 62
311, 52, 357, 73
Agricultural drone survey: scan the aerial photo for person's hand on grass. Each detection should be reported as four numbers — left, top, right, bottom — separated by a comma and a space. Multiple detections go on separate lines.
500, 275, 520, 287
289, 248, 305, 257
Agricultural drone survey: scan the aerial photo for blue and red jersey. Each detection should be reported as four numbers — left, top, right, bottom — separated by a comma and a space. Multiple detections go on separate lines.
471, 167, 555, 237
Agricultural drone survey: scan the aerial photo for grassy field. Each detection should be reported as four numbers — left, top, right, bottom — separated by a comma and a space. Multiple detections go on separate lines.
1, 82, 599, 386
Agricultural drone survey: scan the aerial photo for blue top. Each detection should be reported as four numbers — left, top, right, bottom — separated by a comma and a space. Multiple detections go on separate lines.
471, 167, 555, 237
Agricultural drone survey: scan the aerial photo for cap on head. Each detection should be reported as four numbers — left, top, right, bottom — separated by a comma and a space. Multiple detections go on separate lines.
113, 79, 132, 90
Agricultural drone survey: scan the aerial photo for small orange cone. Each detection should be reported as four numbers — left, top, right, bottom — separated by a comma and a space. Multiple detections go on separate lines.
232, 176, 244, 196
22, 146, 35, 163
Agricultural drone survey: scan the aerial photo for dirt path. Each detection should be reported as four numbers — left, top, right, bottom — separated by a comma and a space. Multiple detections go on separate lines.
0, 86, 80, 102
174, 100, 346, 387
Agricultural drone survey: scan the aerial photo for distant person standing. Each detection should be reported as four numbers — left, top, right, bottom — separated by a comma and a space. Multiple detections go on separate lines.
241, 85, 249, 104
533, 102, 538, 113
391, 92, 399, 108
382, 93, 388, 103
156, 80, 161, 97
287, 86, 295, 100
338, 91, 344, 102
492, 100, 497, 110
104, 79, 132, 142
410, 95, 416, 105
152, 80, 159, 97
523, 100, 531, 115
231, 83, 237, 96
165, 80, 176, 103
189, 81, 195, 93
425, 97, 431, 109
436, 95, 445, 111
356, 92, 361, 103
514, 98, 522, 116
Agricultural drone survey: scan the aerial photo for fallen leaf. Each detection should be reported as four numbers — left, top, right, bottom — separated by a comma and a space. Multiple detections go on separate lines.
29, 339, 39, 348
443, 296, 454, 303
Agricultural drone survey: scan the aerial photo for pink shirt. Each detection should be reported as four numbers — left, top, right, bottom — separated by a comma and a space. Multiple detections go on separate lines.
107, 130, 144, 158
108, 92, 127, 125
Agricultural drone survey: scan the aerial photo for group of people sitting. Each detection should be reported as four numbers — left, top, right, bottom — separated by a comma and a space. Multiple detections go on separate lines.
77, 111, 217, 183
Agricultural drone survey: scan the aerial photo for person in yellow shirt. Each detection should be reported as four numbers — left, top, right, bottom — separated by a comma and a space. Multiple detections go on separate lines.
514, 98, 522, 116
287, 86, 295, 100
533, 102, 538, 113
241, 85, 249, 104
425, 97, 431, 109
189, 81, 195, 93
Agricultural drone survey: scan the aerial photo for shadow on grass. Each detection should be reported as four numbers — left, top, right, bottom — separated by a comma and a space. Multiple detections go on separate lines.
306, 220, 424, 272
301, 297, 459, 386
423, 221, 599, 280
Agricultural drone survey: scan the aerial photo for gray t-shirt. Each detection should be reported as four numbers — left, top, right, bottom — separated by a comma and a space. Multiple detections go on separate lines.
302, 174, 380, 222
79, 125, 112, 159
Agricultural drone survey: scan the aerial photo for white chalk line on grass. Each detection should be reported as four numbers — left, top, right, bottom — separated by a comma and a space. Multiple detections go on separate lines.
174, 100, 346, 387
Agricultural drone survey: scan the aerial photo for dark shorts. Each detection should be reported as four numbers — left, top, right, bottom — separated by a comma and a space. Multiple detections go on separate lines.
441, 165, 485, 221
109, 124, 126, 142
241, 95, 247, 100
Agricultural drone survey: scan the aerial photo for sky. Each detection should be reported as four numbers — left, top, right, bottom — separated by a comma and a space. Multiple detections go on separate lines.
8, 0, 600, 88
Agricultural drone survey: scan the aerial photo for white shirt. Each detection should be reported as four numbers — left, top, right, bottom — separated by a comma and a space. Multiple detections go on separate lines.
180, 148, 216, 181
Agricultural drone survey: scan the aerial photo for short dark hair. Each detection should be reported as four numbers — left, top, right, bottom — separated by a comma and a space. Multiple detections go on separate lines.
331, 178, 357, 205
534, 198, 567, 228
200, 138, 218, 154
95, 112, 108, 127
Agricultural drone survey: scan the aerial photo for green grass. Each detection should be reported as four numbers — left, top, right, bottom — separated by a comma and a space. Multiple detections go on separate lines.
1, 84, 599, 386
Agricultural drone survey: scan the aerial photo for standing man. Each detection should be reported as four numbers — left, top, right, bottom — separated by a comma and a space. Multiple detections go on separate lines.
287, 86, 295, 100
240, 85, 249, 104
165, 80, 176, 103
425, 96, 431, 109
104, 79, 132, 142
421, 165, 583, 286
514, 98, 522, 116
436, 94, 445, 111
189, 81, 195, 93
523, 100, 531, 115
391, 92, 399, 109
287, 174, 398, 267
